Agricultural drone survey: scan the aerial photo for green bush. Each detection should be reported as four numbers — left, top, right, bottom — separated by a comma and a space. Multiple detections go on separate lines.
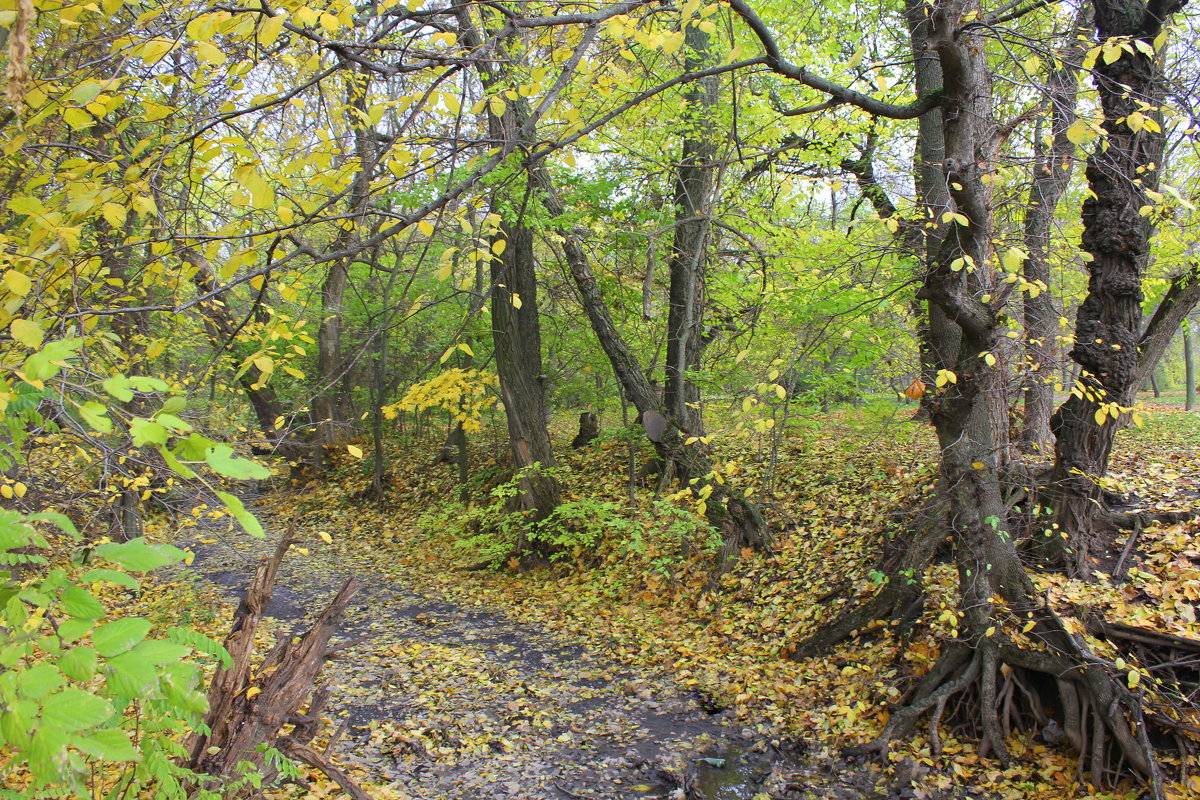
0, 510, 231, 799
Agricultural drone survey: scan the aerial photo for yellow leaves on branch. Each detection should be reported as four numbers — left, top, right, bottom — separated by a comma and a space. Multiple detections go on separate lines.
383, 368, 498, 433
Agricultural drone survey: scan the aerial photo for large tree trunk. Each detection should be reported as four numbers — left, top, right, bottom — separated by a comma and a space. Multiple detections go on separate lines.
454, 3, 560, 529
489, 210, 560, 523
904, 0, 957, 422
798, 0, 1173, 786
1047, 0, 1183, 577
1020, 7, 1091, 454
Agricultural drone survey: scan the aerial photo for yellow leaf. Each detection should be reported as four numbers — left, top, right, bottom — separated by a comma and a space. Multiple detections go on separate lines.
1128, 670, 1140, 688
492, 238, 507, 256
1094, 407, 1108, 426
195, 40, 226, 65
511, 293, 522, 309
10, 319, 43, 348
347, 444, 363, 459
257, 13, 285, 46
458, 342, 474, 356
317, 531, 333, 544
418, 219, 435, 237
1065, 120, 1089, 145
3, 270, 32, 296
246, 686, 261, 700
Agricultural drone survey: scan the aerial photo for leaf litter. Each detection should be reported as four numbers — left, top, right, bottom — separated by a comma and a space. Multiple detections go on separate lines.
165, 403, 1200, 800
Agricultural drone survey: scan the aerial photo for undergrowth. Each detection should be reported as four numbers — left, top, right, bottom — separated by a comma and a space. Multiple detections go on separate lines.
262, 405, 1200, 799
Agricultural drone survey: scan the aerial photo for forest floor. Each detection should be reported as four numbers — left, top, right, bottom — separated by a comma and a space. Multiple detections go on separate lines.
172, 506, 899, 800
159, 399, 1200, 800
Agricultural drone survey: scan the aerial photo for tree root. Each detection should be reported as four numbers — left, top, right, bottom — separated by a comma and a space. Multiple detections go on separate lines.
792, 490, 947, 658
850, 603, 1180, 798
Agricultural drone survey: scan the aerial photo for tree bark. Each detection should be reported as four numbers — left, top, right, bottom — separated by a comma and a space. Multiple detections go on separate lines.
455, 3, 560, 528
1186, 314, 1196, 410
1020, 7, 1091, 454
664, 22, 718, 436
1048, 0, 1184, 576
1129, 260, 1200, 398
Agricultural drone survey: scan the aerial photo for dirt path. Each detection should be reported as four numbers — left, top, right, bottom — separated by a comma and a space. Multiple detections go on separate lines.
174, 506, 894, 800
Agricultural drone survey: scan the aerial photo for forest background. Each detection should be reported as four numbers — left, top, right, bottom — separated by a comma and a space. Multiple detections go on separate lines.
2, 0, 1200, 796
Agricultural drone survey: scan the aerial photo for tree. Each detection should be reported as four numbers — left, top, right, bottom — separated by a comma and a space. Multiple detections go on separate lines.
1048, 0, 1187, 577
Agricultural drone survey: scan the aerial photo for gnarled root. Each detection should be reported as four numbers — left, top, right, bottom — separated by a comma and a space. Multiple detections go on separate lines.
851, 606, 1170, 798
793, 491, 947, 658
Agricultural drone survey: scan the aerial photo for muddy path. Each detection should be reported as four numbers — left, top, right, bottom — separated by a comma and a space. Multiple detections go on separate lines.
173, 505, 896, 800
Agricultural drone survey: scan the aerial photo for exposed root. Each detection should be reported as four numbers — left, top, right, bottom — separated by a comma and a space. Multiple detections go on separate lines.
849, 602, 1185, 798
793, 491, 946, 658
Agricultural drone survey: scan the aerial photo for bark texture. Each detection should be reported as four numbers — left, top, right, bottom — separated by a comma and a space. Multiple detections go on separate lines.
186, 525, 364, 797
665, 22, 718, 437
455, 3, 561, 527
1020, 8, 1091, 454
1048, 0, 1184, 576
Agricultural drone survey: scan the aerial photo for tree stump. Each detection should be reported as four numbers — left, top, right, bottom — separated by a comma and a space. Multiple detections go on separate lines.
571, 411, 599, 448
185, 520, 366, 798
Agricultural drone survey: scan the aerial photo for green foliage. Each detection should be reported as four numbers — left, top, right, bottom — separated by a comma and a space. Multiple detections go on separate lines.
0, 512, 229, 798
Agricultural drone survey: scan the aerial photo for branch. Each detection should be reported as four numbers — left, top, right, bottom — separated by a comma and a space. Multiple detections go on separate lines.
726, 0, 941, 119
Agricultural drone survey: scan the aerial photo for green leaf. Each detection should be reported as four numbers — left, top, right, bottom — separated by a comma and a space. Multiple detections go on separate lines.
130, 418, 168, 446
73, 727, 138, 762
91, 618, 151, 657
79, 568, 140, 590
0, 699, 36, 746
26, 512, 79, 537
127, 639, 190, 665
40, 689, 112, 730
60, 584, 105, 620
159, 446, 197, 479
57, 646, 99, 681
159, 395, 186, 415
16, 664, 65, 699
93, 538, 185, 572
22, 339, 82, 382
217, 491, 265, 537
56, 618, 93, 644
78, 402, 112, 433
205, 445, 269, 479
154, 413, 191, 432
104, 650, 158, 695
102, 376, 134, 402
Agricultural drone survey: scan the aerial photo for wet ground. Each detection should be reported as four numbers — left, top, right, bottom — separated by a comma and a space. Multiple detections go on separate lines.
173, 506, 906, 800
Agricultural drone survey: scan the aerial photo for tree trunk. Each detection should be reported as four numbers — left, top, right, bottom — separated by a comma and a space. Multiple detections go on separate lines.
1186, 315, 1196, 410
1047, 0, 1183, 577
315, 71, 374, 449
1020, 7, 1091, 454
799, 0, 1172, 785
904, 0, 957, 423
664, 22, 718, 436
490, 206, 560, 524
1128, 260, 1200, 398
